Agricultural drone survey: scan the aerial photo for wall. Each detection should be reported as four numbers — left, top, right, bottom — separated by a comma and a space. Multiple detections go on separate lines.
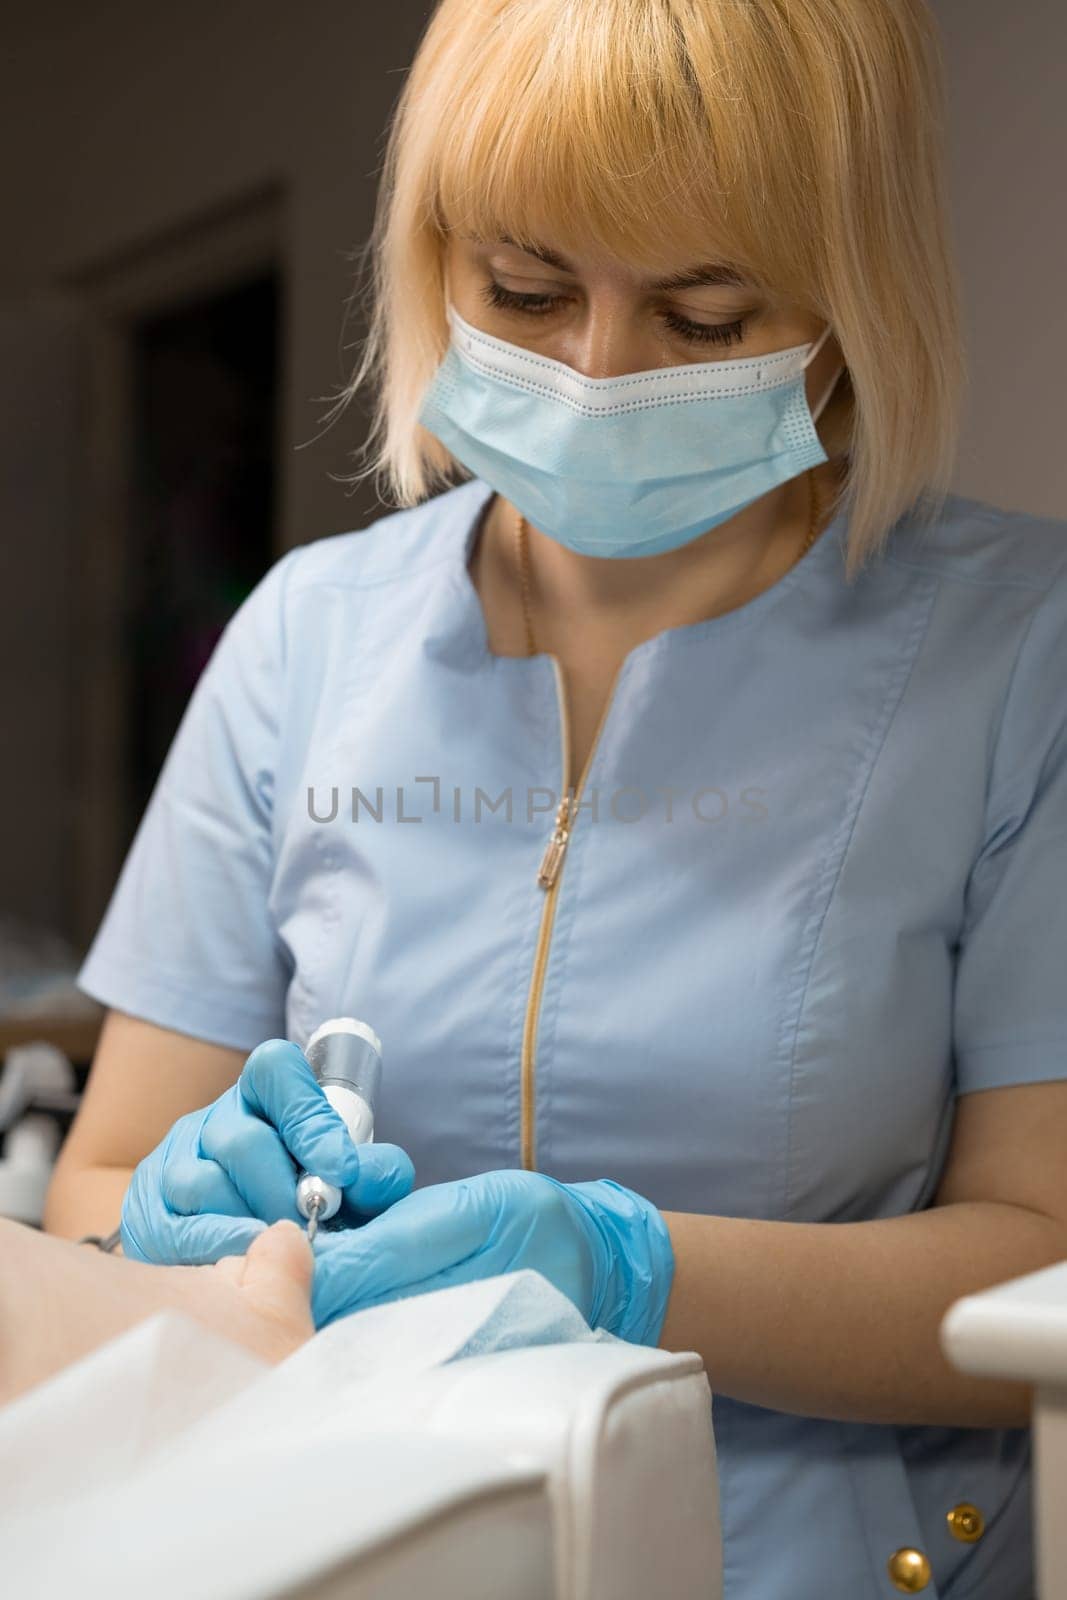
0, 0, 433, 546
934, 0, 1067, 516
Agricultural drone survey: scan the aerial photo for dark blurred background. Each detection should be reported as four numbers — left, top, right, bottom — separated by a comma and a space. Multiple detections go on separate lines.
0, 0, 1063, 1082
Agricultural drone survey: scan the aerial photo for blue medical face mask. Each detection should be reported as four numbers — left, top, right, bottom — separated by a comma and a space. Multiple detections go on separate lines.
417, 302, 845, 559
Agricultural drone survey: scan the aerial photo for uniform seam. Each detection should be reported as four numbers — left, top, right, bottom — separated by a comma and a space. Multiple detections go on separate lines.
281, 484, 488, 601
883, 512, 1067, 592
274, 543, 302, 677
286, 545, 465, 599
77, 956, 286, 1026
970, 553, 1067, 850
781, 571, 941, 1221
961, 1031, 1067, 1053
882, 553, 1048, 592
270, 546, 303, 860
839, 1425, 893, 1600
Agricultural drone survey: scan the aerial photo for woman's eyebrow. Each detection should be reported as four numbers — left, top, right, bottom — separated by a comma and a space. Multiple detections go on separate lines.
487, 232, 751, 289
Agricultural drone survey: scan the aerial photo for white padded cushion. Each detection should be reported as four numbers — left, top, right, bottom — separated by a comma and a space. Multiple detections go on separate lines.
390, 1342, 723, 1599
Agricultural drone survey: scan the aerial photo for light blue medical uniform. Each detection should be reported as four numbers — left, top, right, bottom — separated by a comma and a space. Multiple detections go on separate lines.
77, 474, 1067, 1598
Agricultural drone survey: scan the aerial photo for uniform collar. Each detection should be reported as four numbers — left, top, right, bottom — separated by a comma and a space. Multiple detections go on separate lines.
426, 475, 852, 673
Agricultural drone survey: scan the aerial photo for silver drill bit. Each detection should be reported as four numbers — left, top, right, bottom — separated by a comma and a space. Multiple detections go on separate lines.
305, 1193, 324, 1244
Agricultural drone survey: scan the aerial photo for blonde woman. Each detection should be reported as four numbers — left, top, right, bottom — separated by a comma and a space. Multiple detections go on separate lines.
47, 1, 1066, 1594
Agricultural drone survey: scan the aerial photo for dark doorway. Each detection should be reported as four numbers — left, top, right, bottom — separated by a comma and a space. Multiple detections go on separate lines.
126, 272, 278, 839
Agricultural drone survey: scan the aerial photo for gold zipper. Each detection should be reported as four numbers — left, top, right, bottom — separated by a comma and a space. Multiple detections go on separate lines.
519, 654, 625, 1170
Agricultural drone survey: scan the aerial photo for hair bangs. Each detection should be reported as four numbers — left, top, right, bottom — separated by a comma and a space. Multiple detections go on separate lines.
430, 0, 758, 283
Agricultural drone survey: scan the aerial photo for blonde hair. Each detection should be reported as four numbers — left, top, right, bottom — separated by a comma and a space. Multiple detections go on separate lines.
328, 0, 965, 582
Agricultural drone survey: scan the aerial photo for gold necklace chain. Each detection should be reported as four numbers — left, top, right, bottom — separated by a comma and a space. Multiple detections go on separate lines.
514, 466, 822, 658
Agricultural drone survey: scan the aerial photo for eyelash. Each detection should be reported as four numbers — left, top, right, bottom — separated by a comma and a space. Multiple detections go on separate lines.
478, 279, 749, 348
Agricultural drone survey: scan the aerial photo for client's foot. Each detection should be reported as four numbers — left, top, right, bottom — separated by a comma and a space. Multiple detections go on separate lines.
0, 1219, 316, 1409
168, 1221, 315, 1365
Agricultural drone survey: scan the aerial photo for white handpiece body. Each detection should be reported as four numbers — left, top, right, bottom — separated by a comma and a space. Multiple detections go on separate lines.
324, 1082, 375, 1146
294, 1017, 383, 1229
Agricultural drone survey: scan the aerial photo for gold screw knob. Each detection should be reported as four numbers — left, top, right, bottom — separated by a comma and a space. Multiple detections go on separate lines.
946, 1502, 985, 1543
887, 1547, 932, 1592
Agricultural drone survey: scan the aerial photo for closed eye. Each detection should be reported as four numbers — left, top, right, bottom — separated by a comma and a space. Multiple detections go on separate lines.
478, 279, 749, 349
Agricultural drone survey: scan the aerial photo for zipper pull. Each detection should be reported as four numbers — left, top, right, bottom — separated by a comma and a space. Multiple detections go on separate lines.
537, 797, 573, 889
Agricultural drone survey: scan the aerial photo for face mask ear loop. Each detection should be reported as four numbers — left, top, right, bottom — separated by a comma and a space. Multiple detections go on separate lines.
801, 323, 845, 425
802, 321, 834, 369
812, 361, 846, 424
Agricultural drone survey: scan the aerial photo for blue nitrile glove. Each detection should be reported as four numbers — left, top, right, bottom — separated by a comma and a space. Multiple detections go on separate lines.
120, 1038, 415, 1266
310, 1169, 675, 1346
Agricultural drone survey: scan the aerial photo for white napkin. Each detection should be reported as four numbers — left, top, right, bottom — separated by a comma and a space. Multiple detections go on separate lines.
0, 1269, 617, 1513
0, 1270, 712, 1600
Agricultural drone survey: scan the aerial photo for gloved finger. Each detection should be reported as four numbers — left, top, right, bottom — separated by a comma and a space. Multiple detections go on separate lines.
311, 1182, 487, 1326
239, 1039, 361, 1187
120, 1152, 172, 1263
165, 1211, 269, 1267
337, 1142, 417, 1220
119, 1204, 158, 1263
161, 1148, 252, 1219
198, 1098, 305, 1224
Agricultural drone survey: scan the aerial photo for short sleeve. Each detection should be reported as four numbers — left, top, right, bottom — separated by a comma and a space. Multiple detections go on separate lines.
953, 558, 1067, 1093
76, 546, 302, 1052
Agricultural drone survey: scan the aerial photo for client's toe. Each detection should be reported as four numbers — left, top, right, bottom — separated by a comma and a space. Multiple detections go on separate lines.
236, 1221, 315, 1348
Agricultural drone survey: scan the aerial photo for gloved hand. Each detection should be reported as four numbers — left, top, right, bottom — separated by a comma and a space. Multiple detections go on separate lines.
120, 1038, 415, 1266
310, 1168, 675, 1346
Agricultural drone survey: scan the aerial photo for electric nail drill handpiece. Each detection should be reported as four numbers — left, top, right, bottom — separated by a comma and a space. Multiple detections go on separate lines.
294, 1016, 383, 1243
